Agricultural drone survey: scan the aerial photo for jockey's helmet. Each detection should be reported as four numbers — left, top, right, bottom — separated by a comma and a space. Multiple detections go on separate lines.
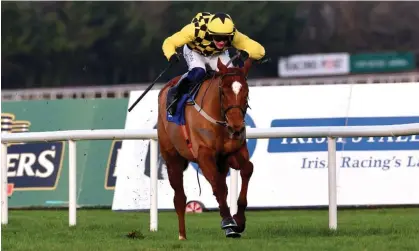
207, 13, 235, 36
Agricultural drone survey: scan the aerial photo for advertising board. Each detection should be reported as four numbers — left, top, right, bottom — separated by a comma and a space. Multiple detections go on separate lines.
112, 83, 419, 210
278, 53, 350, 77
1, 99, 128, 208
350, 52, 415, 73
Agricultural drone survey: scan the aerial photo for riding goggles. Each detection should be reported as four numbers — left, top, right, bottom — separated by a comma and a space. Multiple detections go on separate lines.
211, 35, 233, 42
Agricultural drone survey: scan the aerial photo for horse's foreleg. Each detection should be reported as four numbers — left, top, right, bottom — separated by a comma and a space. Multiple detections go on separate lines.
161, 149, 188, 240
228, 145, 254, 233
167, 159, 188, 240
197, 146, 239, 237
234, 160, 253, 233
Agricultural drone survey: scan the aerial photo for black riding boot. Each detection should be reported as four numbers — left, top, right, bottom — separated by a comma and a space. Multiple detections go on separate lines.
166, 76, 190, 115
166, 86, 180, 115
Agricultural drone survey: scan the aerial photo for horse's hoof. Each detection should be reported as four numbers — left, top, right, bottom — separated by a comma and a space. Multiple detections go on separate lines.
225, 227, 241, 238
178, 235, 187, 241
232, 215, 246, 233
232, 225, 245, 233
221, 217, 238, 229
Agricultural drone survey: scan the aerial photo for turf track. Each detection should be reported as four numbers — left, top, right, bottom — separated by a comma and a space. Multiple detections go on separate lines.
2, 208, 419, 251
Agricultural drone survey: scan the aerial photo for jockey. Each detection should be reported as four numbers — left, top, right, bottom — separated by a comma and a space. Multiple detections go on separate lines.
162, 12, 266, 115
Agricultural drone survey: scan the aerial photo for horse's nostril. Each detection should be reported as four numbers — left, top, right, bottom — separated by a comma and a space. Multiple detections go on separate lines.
227, 125, 245, 137
233, 131, 242, 137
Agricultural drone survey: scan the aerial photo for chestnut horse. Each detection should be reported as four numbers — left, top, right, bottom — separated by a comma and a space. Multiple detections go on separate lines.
157, 58, 254, 240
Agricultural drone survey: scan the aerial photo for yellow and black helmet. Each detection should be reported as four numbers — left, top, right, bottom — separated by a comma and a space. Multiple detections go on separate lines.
207, 12, 235, 36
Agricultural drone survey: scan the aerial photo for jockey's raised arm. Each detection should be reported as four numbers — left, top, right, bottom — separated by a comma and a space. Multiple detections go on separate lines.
232, 31, 265, 61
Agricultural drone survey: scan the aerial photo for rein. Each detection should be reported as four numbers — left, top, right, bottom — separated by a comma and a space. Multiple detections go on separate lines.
225, 52, 241, 68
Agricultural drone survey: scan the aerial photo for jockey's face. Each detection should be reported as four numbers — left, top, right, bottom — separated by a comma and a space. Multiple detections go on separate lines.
213, 35, 230, 49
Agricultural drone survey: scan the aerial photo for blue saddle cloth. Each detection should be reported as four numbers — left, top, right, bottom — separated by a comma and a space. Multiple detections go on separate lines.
166, 88, 200, 126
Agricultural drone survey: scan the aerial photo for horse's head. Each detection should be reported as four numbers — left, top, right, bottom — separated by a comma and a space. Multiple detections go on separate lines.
216, 57, 252, 138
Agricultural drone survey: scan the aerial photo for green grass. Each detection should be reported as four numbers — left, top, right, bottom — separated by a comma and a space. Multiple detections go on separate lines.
2, 208, 419, 251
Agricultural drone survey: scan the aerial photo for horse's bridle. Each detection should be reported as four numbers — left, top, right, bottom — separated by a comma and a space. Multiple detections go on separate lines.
217, 71, 249, 127
189, 52, 250, 128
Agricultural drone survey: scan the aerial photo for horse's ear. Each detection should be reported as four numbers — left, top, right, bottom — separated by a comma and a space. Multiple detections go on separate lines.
217, 58, 228, 73
242, 58, 253, 76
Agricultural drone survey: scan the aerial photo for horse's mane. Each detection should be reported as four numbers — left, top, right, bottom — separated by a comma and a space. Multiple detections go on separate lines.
210, 67, 247, 81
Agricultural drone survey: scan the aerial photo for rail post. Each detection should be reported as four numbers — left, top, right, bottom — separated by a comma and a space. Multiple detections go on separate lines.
230, 169, 239, 215
68, 140, 77, 226
327, 137, 337, 230
1, 142, 8, 225
150, 139, 158, 231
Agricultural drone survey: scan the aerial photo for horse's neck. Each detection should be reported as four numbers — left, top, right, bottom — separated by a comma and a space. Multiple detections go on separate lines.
200, 77, 223, 121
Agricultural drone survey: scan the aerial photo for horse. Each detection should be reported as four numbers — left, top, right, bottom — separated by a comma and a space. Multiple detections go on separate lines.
157, 57, 254, 240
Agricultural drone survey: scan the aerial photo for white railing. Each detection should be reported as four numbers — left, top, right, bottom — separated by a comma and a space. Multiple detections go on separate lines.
2, 123, 419, 231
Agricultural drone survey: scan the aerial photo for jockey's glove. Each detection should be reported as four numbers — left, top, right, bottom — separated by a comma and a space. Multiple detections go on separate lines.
256, 56, 271, 64
233, 50, 249, 67
169, 53, 180, 64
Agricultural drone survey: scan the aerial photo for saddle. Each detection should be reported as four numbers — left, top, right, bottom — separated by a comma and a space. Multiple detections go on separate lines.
166, 67, 217, 126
